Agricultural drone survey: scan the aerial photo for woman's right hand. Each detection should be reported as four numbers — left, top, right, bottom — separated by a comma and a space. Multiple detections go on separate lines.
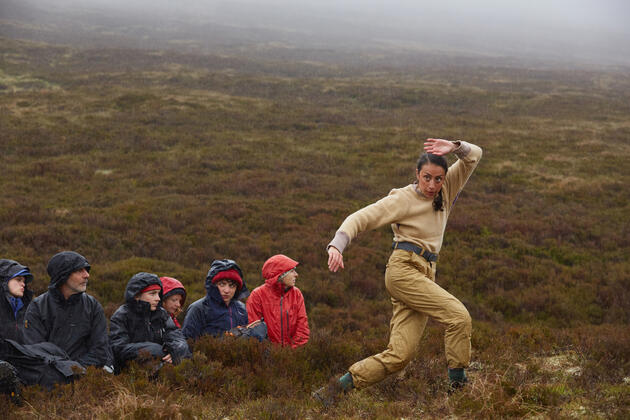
327, 247, 345, 272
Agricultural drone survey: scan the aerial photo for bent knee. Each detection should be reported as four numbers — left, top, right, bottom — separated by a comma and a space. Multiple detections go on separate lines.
449, 307, 472, 330
383, 346, 416, 373
386, 353, 413, 373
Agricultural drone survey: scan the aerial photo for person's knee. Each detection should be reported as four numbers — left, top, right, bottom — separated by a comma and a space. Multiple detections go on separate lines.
385, 343, 416, 373
449, 306, 472, 332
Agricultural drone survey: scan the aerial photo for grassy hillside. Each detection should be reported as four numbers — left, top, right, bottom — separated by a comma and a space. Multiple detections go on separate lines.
1, 26, 629, 418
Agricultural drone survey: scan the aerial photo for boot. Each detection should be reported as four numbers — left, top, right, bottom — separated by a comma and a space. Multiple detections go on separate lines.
312, 372, 354, 407
0, 360, 23, 406
448, 367, 468, 393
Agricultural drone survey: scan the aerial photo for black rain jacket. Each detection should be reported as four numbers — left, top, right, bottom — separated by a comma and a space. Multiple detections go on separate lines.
0, 259, 34, 343
22, 251, 113, 368
109, 272, 191, 369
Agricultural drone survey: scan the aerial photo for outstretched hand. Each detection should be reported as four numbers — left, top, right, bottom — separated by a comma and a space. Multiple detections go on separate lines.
424, 138, 456, 156
327, 247, 345, 272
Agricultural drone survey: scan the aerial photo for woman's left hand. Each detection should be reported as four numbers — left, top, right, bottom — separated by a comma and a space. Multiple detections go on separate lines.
424, 138, 456, 156
162, 353, 173, 364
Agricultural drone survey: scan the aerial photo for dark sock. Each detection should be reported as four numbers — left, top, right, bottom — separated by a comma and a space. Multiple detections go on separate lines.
448, 367, 468, 385
338, 372, 354, 391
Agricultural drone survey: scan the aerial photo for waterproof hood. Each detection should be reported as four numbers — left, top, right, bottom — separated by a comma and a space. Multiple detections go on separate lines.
205, 259, 249, 300
262, 254, 299, 289
124, 272, 163, 303
161, 276, 186, 306
0, 259, 34, 284
47, 251, 91, 288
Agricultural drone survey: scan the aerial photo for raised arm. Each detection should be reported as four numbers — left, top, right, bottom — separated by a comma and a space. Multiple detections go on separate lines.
423, 138, 459, 156
428, 138, 482, 206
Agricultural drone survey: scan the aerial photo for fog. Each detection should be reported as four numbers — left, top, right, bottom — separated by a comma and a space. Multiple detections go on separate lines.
3, 0, 630, 66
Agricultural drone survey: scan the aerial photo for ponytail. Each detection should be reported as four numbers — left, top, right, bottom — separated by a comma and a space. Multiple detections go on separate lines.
433, 190, 444, 211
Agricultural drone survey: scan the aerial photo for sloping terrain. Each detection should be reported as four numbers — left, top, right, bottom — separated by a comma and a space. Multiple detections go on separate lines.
1, 6, 629, 418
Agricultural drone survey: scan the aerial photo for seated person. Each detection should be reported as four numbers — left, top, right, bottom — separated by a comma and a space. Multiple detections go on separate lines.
246, 254, 309, 348
182, 259, 249, 339
0, 259, 34, 404
0, 259, 34, 343
109, 273, 191, 370
160, 276, 186, 328
23, 251, 113, 369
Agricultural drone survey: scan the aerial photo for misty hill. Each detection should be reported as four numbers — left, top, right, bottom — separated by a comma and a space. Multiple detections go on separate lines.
2, 0, 630, 68
1, 2, 630, 418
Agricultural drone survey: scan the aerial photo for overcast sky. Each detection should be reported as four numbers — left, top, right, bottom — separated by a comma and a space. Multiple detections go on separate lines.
5, 0, 630, 65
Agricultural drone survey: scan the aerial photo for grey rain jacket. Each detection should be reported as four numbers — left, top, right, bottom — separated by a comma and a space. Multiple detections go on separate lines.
109, 272, 191, 369
22, 251, 113, 368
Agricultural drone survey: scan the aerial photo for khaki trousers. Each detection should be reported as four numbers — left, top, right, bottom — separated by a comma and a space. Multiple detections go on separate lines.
349, 249, 471, 389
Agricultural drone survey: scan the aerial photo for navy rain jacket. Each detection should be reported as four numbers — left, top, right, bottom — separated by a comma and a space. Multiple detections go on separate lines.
22, 251, 113, 368
109, 272, 191, 369
182, 259, 249, 339
0, 259, 34, 343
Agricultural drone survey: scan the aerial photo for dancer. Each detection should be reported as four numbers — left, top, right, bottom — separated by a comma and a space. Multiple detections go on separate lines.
315, 138, 482, 402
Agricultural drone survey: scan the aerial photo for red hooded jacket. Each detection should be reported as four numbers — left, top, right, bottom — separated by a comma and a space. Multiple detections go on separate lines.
160, 276, 186, 328
246, 255, 309, 348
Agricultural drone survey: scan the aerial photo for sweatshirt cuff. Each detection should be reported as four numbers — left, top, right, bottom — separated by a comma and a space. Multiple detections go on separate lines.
452, 140, 471, 159
327, 231, 350, 254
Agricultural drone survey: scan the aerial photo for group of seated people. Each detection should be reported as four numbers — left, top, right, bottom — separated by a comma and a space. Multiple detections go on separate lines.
0, 251, 309, 403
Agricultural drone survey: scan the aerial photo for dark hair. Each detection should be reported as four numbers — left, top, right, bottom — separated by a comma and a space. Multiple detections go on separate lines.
416, 153, 448, 211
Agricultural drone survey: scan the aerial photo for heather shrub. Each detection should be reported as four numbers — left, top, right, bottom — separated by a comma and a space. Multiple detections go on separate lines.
2, 23, 630, 418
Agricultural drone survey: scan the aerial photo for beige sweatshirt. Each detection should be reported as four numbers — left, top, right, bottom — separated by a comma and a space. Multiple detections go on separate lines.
328, 141, 482, 256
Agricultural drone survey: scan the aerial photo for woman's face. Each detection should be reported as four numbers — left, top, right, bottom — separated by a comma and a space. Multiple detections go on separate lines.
162, 294, 183, 316
216, 280, 237, 305
416, 163, 446, 198
136, 289, 161, 311
8, 276, 26, 298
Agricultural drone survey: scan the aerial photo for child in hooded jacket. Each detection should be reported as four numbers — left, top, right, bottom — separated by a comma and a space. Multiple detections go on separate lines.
182, 259, 249, 339
0, 259, 34, 403
0, 259, 34, 343
160, 276, 186, 328
109, 272, 190, 371
246, 254, 309, 348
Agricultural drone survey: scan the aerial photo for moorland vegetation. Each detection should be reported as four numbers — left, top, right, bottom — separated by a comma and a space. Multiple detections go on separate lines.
1, 12, 629, 419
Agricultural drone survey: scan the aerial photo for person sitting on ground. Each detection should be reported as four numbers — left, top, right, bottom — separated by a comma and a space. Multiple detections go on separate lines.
0, 259, 34, 343
1, 257, 95, 401
0, 259, 34, 404
23, 251, 113, 370
109, 272, 191, 371
160, 276, 186, 328
246, 254, 309, 348
182, 259, 249, 339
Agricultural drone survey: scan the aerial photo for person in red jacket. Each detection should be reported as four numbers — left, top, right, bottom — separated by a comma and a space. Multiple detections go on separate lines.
160, 276, 187, 328
246, 254, 309, 348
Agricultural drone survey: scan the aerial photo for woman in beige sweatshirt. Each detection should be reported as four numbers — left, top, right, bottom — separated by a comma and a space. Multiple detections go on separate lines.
316, 137, 482, 401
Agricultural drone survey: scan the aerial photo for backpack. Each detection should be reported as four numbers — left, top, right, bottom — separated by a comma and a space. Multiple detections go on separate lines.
0, 339, 85, 390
